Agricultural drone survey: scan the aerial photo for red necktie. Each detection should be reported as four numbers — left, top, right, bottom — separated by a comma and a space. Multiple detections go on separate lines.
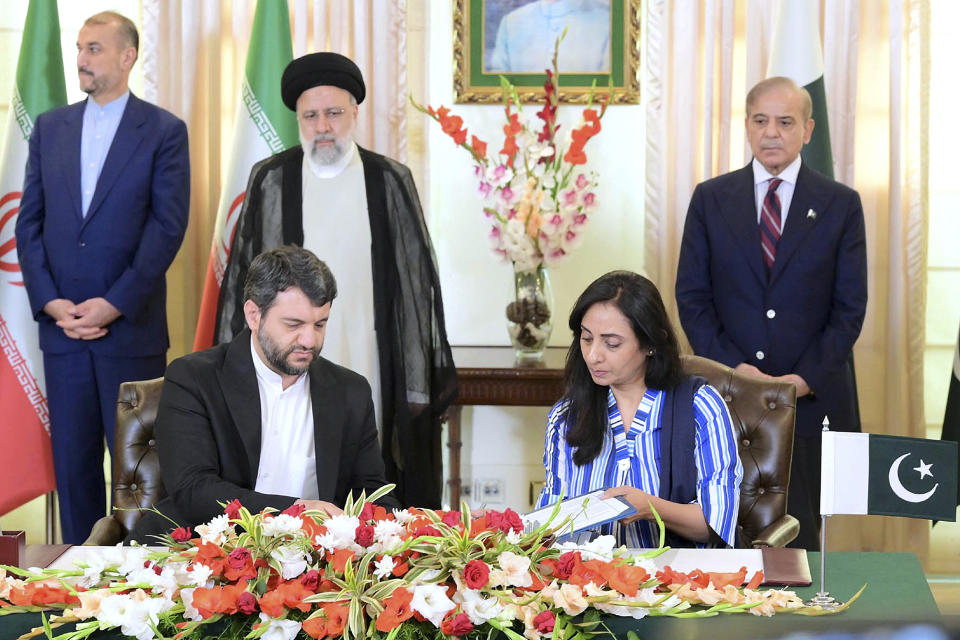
759, 178, 783, 274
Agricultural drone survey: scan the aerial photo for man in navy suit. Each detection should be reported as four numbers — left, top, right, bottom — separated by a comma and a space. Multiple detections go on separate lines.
676, 77, 866, 550
15, 11, 189, 544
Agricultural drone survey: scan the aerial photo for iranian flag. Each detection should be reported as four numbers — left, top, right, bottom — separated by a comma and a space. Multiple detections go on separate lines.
192, 0, 298, 350
821, 432, 958, 522
767, 0, 834, 178
0, 0, 66, 515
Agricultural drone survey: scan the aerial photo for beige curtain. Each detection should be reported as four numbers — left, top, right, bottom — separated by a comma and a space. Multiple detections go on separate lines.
645, 0, 930, 556
140, 0, 408, 360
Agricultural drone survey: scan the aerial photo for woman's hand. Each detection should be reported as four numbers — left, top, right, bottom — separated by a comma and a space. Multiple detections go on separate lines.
602, 486, 655, 523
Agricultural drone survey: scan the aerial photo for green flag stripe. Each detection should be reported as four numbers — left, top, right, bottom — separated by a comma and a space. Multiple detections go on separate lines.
801, 76, 834, 179
245, 0, 298, 149
10, 87, 34, 141
17, 0, 67, 121
866, 434, 958, 521
241, 80, 288, 155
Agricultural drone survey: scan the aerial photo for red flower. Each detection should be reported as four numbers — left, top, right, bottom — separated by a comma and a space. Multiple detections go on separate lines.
376, 587, 415, 632
359, 502, 376, 521
556, 551, 581, 580
413, 525, 441, 538
225, 546, 256, 581
441, 612, 475, 636
224, 499, 243, 519
301, 569, 321, 591
227, 547, 251, 569
441, 511, 461, 527
355, 523, 375, 547
170, 526, 192, 543
282, 503, 306, 517
462, 559, 490, 589
236, 591, 258, 615
534, 610, 556, 633
485, 508, 523, 534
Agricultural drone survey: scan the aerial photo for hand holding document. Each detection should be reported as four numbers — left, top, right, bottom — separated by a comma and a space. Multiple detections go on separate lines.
522, 489, 637, 534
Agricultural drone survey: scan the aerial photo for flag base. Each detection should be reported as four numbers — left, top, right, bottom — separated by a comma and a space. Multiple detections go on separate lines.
805, 591, 843, 609
803, 514, 844, 609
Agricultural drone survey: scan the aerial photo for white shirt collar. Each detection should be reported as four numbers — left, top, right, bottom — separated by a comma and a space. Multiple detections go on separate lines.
752, 154, 802, 187
250, 334, 307, 392
304, 140, 358, 179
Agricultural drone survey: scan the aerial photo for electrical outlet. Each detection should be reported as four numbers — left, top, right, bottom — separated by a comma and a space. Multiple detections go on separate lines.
476, 478, 504, 503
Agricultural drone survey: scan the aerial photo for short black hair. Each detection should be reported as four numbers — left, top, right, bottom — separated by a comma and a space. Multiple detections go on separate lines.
84, 11, 139, 55
563, 271, 683, 465
243, 246, 337, 315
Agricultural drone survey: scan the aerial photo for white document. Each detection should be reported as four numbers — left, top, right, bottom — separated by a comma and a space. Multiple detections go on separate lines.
523, 489, 637, 534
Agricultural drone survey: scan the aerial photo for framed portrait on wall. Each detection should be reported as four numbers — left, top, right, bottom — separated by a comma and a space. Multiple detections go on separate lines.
454, 0, 640, 104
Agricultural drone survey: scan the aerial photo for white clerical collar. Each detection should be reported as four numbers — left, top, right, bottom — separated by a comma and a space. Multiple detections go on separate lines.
752, 154, 801, 187
304, 141, 358, 179
250, 334, 308, 392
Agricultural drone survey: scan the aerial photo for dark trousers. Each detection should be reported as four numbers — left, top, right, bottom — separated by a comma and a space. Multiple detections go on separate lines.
43, 349, 165, 544
787, 433, 823, 551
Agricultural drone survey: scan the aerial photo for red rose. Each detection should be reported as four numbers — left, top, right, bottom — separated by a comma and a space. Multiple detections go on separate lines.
224, 499, 243, 519
556, 551, 580, 580
502, 508, 523, 534
355, 524, 375, 548
300, 569, 320, 591
441, 511, 461, 527
282, 503, 306, 517
171, 526, 192, 542
236, 591, 258, 615
359, 502, 376, 522
533, 610, 555, 633
485, 510, 503, 530
441, 612, 474, 636
227, 547, 252, 570
462, 560, 490, 590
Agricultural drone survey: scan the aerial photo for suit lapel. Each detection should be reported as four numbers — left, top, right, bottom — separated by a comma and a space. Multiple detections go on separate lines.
59, 103, 84, 220
309, 359, 344, 500
717, 165, 766, 285
218, 330, 264, 482
83, 93, 146, 226
769, 164, 826, 285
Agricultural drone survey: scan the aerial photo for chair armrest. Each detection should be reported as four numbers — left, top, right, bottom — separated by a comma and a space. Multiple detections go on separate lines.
83, 516, 127, 546
750, 514, 800, 548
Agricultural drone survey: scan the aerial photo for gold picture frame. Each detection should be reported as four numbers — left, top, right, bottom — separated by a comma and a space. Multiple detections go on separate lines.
454, 0, 641, 104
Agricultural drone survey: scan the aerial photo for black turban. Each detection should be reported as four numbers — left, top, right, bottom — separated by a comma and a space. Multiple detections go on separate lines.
280, 52, 366, 110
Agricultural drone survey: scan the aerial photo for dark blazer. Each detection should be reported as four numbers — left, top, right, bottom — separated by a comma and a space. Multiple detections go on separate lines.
129, 329, 396, 541
675, 162, 867, 437
15, 94, 189, 355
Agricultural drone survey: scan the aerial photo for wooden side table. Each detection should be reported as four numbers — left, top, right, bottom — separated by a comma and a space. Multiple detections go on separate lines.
447, 346, 567, 507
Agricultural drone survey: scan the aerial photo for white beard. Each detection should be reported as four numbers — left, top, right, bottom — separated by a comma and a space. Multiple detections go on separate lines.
300, 129, 351, 172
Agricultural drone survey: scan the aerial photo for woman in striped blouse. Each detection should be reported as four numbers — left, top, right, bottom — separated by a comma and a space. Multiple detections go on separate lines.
536, 271, 743, 548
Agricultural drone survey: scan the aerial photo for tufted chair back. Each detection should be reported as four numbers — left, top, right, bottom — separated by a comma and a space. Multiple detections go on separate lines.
84, 378, 166, 545
681, 355, 799, 548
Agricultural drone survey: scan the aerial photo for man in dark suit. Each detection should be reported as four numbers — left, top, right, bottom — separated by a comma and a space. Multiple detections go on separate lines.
128, 247, 396, 541
675, 77, 867, 550
15, 11, 189, 544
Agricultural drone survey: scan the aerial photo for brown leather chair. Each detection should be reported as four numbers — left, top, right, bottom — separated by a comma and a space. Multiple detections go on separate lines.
84, 378, 166, 545
681, 355, 799, 548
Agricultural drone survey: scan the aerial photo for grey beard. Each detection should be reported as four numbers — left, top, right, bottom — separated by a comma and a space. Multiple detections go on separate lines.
301, 132, 348, 166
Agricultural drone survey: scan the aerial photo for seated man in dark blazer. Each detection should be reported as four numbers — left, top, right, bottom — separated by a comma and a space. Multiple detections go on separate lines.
129, 246, 397, 541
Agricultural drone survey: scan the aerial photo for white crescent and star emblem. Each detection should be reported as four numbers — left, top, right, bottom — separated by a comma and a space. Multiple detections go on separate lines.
888, 453, 938, 503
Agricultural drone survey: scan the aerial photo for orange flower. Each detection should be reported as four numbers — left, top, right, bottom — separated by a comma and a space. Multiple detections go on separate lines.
195, 541, 227, 576
568, 559, 608, 588
322, 602, 350, 636
191, 583, 245, 619
327, 548, 356, 573
8, 580, 79, 607
600, 562, 650, 597
257, 587, 286, 619
376, 587, 414, 632
302, 615, 328, 639
277, 579, 313, 612
391, 557, 409, 577
471, 135, 488, 158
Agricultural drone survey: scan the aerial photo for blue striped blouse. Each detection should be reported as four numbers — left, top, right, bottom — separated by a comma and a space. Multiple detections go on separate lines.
535, 384, 743, 547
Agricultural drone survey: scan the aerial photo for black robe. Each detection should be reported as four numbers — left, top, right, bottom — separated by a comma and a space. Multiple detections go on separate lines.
215, 146, 457, 508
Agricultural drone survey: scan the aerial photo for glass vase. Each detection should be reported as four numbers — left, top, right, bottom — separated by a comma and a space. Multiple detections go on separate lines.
506, 264, 554, 359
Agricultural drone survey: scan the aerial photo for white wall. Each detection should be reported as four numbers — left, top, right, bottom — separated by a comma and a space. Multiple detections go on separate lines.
417, 1, 646, 511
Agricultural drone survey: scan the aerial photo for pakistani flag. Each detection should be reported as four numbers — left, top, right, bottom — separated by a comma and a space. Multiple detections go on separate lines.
192, 0, 298, 350
767, 0, 834, 178
821, 432, 958, 522
941, 323, 960, 506
0, 0, 65, 514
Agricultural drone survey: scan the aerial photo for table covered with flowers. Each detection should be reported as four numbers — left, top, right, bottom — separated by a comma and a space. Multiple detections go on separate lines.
0, 486, 941, 640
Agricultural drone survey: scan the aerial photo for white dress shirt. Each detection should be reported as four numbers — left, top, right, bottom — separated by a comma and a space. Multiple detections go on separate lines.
752, 155, 802, 230
251, 337, 319, 499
